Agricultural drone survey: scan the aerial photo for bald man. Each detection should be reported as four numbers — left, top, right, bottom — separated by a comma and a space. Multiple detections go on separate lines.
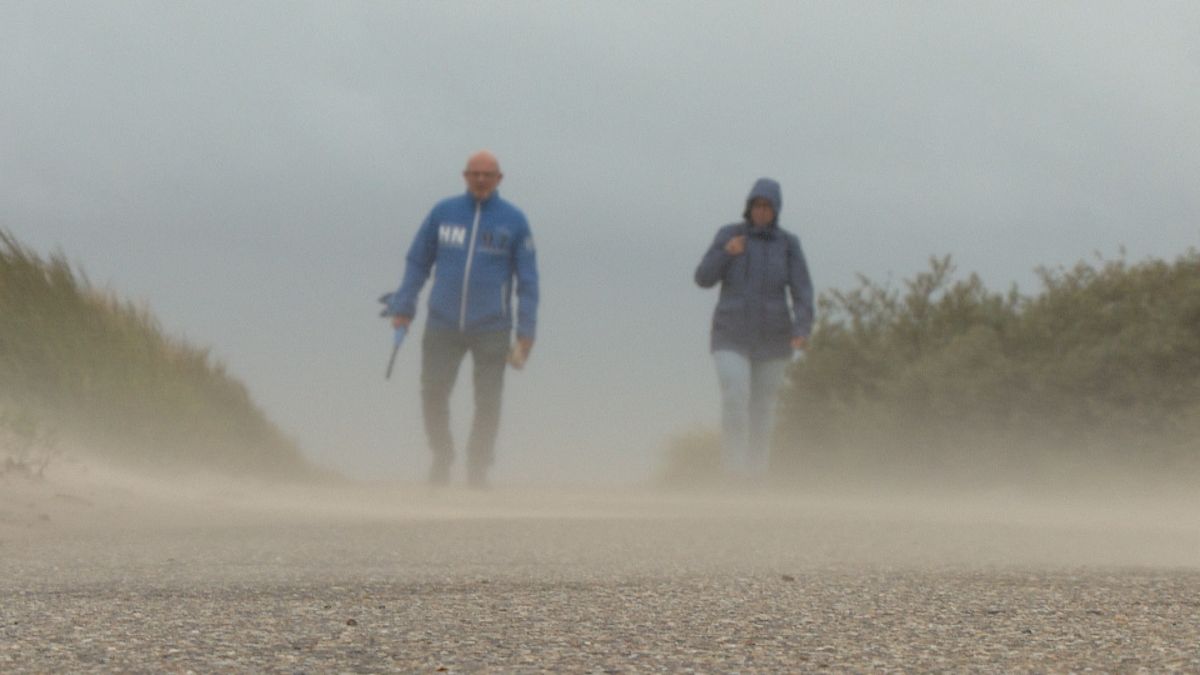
383, 151, 539, 488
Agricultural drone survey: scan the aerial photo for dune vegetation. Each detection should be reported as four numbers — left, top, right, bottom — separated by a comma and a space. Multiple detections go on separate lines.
664, 251, 1200, 487
0, 229, 312, 478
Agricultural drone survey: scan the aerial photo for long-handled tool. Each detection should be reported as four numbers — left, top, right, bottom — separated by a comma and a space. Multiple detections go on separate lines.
385, 325, 407, 380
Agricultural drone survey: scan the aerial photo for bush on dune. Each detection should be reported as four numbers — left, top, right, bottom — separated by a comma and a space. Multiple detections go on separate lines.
774, 252, 1200, 483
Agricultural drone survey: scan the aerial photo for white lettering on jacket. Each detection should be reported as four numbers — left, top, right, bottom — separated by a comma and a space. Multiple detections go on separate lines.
438, 224, 467, 247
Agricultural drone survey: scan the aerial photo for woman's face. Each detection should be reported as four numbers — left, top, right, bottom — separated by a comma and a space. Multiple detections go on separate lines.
749, 198, 775, 227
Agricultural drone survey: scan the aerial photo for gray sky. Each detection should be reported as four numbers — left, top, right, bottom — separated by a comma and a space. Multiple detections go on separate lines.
4, 1, 1199, 483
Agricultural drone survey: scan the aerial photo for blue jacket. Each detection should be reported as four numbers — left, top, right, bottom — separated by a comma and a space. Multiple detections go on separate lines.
694, 178, 813, 360
385, 190, 538, 339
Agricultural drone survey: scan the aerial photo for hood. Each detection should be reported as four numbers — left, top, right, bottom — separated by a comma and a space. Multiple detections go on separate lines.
742, 177, 782, 225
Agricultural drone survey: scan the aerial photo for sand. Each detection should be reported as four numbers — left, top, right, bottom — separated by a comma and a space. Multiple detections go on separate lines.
2, 454, 1199, 671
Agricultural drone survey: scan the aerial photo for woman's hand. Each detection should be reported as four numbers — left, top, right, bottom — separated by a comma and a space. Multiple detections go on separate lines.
724, 235, 746, 256
791, 335, 808, 351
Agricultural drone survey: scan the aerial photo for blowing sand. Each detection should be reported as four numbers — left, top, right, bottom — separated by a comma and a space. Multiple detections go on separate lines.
2, 454, 1199, 672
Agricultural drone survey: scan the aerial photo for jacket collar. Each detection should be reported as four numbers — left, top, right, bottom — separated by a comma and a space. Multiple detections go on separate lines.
745, 222, 778, 239
467, 189, 500, 206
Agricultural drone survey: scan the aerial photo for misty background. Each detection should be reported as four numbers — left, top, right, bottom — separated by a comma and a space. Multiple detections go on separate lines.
3, 1, 1198, 483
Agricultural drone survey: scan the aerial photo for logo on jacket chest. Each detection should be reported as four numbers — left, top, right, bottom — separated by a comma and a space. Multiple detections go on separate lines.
437, 224, 511, 253
439, 224, 468, 247
477, 228, 511, 254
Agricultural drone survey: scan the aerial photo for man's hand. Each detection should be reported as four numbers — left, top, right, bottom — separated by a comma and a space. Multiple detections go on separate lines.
392, 315, 412, 329
724, 235, 746, 256
509, 337, 534, 370
791, 335, 808, 351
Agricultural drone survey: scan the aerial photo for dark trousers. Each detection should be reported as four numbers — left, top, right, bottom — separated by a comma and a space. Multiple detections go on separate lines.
421, 327, 509, 470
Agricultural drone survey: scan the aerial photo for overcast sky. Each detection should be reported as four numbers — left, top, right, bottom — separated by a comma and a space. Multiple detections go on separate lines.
4, 1, 1198, 483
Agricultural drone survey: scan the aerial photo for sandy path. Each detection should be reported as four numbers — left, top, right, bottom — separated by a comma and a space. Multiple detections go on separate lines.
2, 459, 1199, 672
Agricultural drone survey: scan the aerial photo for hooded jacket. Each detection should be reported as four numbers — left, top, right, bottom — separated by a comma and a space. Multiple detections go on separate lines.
385, 190, 538, 339
694, 178, 813, 360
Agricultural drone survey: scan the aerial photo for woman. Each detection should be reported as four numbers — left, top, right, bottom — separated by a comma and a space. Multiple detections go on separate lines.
694, 177, 814, 480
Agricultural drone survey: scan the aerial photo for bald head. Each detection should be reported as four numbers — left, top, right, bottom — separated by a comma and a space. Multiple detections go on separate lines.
463, 150, 503, 201
466, 150, 500, 172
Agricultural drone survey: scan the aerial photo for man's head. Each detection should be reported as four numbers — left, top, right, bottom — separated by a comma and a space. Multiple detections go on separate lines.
463, 150, 503, 201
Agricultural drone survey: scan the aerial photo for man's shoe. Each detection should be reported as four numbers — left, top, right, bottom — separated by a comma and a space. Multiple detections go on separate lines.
466, 466, 489, 490
429, 460, 451, 486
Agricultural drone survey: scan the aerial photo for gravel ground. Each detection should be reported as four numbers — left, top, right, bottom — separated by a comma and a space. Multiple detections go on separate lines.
2, 476, 1199, 672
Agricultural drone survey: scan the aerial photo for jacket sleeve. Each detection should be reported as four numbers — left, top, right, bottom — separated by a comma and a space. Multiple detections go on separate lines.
786, 233, 814, 338
694, 227, 736, 288
385, 210, 439, 317
514, 223, 539, 340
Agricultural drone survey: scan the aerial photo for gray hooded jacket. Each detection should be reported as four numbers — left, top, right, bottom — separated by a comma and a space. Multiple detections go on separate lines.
694, 178, 814, 360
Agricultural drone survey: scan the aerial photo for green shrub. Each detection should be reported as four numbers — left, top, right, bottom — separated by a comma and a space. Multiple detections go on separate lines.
773, 251, 1200, 481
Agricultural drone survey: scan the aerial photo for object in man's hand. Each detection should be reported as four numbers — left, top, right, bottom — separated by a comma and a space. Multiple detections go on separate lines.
385, 325, 407, 379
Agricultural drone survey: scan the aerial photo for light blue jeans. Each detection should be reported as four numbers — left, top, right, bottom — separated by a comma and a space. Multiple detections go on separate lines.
713, 350, 790, 478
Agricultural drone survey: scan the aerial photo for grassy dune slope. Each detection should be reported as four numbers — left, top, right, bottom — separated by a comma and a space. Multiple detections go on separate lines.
0, 229, 312, 478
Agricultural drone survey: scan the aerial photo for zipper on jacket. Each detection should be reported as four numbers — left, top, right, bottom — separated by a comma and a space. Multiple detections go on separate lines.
459, 202, 482, 331
741, 225, 752, 284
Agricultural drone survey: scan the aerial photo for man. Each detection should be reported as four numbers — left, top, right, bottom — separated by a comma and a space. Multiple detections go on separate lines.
383, 150, 538, 488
